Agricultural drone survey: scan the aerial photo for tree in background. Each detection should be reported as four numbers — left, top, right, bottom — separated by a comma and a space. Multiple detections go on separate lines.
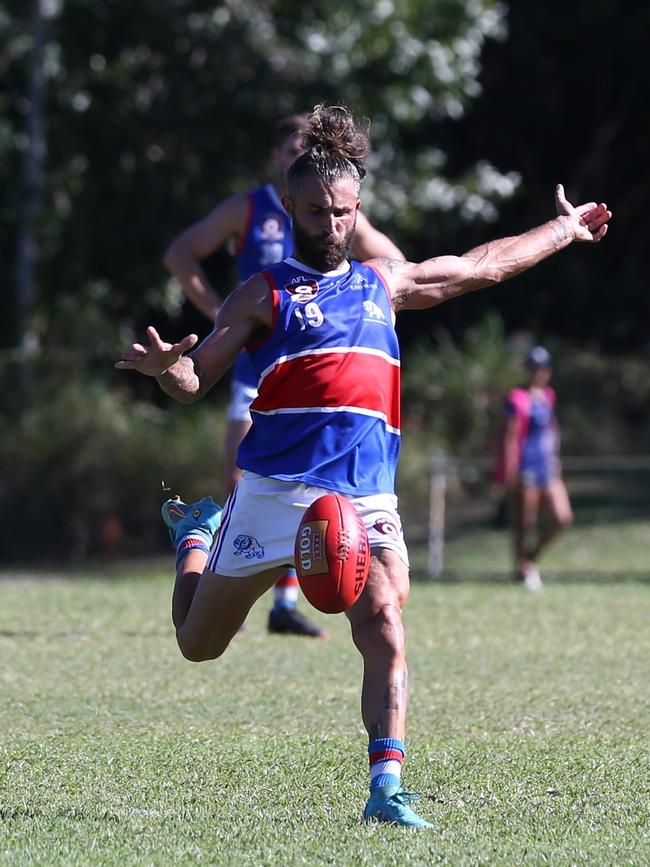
438, 0, 650, 348
1, 0, 515, 358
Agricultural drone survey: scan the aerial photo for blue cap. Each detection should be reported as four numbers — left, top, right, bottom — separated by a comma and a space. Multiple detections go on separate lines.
525, 345, 552, 369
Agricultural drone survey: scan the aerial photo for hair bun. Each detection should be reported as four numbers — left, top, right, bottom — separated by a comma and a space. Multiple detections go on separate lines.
300, 105, 370, 178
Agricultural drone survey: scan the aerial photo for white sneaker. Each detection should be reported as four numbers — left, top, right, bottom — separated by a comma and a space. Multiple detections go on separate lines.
523, 563, 543, 592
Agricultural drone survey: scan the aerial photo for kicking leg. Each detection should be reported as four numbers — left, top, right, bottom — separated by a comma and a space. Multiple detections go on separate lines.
177, 565, 283, 661
162, 494, 282, 660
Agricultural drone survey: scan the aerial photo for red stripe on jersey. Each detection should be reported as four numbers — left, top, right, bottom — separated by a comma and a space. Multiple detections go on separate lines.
245, 272, 280, 352
364, 262, 393, 305
252, 351, 400, 430
369, 748, 405, 764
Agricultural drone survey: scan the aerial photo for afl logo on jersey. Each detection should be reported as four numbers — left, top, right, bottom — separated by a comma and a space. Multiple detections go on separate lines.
284, 278, 319, 303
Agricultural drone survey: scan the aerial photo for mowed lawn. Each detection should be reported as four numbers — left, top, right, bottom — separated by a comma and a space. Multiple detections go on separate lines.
1, 527, 649, 865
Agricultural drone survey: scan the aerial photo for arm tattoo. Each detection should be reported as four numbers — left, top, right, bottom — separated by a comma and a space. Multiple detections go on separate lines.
374, 257, 401, 274
550, 218, 571, 249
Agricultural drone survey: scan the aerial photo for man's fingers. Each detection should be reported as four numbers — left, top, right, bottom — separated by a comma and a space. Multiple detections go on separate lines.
591, 223, 608, 243
146, 325, 164, 349
574, 201, 598, 219
175, 333, 199, 354
554, 183, 574, 216
121, 348, 147, 361
583, 207, 612, 233
116, 327, 198, 374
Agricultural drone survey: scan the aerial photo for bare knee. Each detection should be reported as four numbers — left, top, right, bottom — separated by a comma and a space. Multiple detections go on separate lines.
549, 502, 573, 532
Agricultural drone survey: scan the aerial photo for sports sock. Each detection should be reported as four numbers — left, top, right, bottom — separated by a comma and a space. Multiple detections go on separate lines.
176, 537, 210, 569
272, 570, 300, 611
368, 737, 405, 790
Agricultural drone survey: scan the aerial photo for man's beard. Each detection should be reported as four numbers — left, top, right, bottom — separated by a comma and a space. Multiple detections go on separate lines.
292, 217, 356, 273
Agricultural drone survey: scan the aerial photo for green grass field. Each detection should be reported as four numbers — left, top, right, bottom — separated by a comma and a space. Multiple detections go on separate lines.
1, 522, 649, 865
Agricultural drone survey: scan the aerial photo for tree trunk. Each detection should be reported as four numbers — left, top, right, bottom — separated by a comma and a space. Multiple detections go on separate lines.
14, 0, 47, 358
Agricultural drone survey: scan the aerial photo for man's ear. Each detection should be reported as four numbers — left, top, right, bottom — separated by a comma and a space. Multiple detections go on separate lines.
281, 195, 294, 217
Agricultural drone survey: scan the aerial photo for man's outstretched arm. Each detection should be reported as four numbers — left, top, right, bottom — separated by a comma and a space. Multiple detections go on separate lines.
370, 185, 611, 311
115, 274, 273, 402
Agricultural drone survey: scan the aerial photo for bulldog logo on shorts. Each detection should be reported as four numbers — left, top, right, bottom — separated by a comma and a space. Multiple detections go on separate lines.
233, 534, 265, 560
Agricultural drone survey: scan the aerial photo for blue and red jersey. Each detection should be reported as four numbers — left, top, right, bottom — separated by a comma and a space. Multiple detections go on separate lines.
494, 386, 559, 484
237, 258, 400, 496
232, 185, 293, 387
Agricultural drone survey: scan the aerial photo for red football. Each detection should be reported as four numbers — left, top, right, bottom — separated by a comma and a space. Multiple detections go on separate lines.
294, 494, 370, 614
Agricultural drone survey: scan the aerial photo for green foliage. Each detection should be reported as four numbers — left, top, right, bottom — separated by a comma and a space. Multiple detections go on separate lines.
401, 313, 650, 462
1, 568, 649, 863
0, 357, 225, 561
402, 312, 518, 457
2, 0, 514, 349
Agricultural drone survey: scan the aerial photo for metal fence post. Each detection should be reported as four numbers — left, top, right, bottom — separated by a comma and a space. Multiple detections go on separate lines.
428, 449, 447, 578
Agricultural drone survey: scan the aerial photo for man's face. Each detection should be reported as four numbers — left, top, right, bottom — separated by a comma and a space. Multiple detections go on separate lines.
272, 134, 304, 176
282, 176, 360, 272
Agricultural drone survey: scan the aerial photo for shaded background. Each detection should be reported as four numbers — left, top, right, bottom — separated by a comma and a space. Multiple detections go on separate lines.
1, 0, 648, 560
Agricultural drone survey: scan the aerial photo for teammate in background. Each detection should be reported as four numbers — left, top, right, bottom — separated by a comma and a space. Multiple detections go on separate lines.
163, 113, 404, 638
118, 105, 610, 827
502, 346, 573, 590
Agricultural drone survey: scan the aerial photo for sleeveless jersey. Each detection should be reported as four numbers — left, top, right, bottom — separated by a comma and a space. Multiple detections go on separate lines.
237, 258, 401, 496
518, 390, 558, 472
494, 386, 557, 483
232, 185, 293, 387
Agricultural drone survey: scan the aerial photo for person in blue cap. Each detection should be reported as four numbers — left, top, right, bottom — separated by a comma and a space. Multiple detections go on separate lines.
501, 346, 573, 589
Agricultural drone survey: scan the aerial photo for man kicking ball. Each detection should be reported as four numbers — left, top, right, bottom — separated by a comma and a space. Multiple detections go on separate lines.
117, 104, 610, 826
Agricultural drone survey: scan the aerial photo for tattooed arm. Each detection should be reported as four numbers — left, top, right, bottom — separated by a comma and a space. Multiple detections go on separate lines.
369, 185, 611, 312
115, 273, 273, 402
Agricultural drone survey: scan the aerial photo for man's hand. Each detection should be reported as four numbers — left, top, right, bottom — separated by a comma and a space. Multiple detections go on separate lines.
115, 326, 198, 377
555, 183, 611, 243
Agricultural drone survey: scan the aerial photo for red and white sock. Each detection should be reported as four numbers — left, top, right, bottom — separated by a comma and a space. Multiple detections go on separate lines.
272, 569, 300, 611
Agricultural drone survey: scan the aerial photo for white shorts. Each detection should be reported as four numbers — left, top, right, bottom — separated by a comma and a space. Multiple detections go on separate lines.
226, 380, 258, 423
206, 472, 409, 578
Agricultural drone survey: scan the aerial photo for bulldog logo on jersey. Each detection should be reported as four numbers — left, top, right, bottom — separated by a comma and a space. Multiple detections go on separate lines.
362, 299, 387, 322
284, 277, 319, 303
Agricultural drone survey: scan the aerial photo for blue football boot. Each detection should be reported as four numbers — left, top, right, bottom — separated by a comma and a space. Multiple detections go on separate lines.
161, 495, 222, 549
364, 785, 434, 829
